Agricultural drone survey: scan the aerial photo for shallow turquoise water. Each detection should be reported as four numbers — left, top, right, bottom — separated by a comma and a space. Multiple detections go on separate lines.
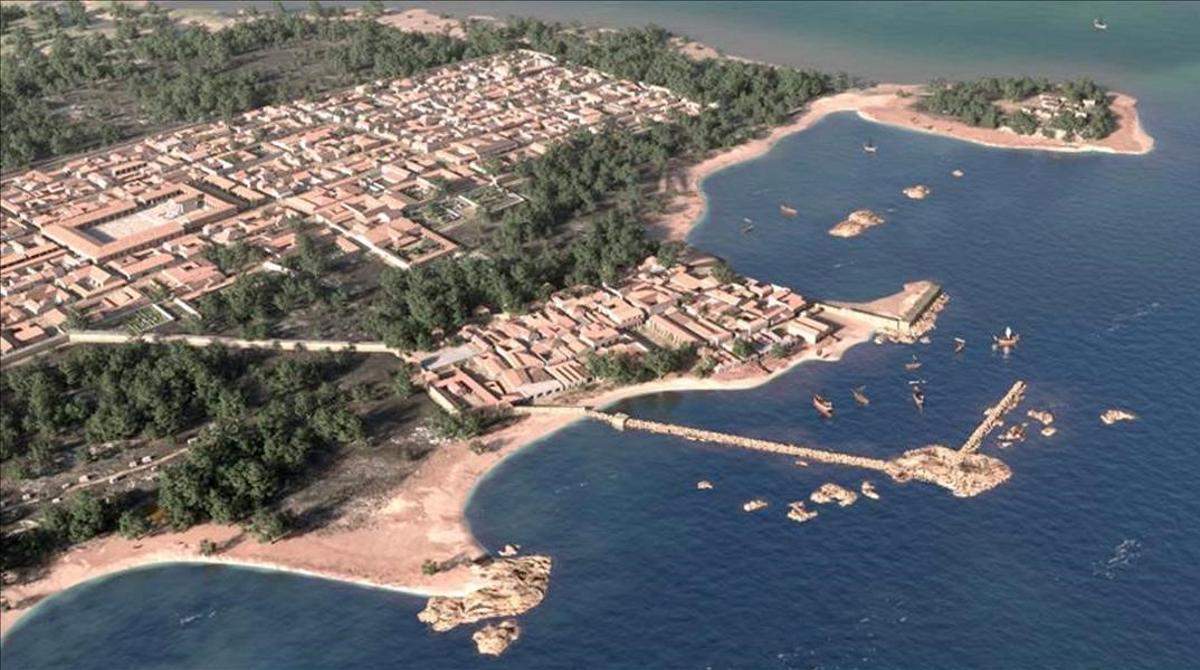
4, 3, 1199, 668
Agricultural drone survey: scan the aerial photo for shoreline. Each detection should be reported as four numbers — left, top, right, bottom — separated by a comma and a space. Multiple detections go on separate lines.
649, 84, 1153, 241
1, 299, 886, 638
0, 81, 1153, 643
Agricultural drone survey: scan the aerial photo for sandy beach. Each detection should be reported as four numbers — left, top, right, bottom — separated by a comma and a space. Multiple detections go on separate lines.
649, 84, 1153, 241
0, 296, 890, 637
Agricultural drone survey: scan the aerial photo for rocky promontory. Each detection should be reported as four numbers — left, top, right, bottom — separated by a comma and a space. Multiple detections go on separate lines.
829, 209, 886, 238
472, 620, 521, 656
888, 445, 1012, 497
417, 556, 552, 633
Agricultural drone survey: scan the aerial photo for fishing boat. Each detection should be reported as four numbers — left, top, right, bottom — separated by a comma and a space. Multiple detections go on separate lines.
812, 393, 835, 418
863, 138, 877, 153
904, 354, 922, 371
910, 383, 926, 412
852, 386, 870, 407
954, 337, 966, 354
1093, 17, 1108, 30
993, 326, 1020, 350
779, 204, 798, 216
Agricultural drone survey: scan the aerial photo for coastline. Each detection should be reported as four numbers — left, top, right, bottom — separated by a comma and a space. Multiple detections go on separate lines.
649, 84, 1153, 241
0, 75, 1154, 642
1, 304, 883, 638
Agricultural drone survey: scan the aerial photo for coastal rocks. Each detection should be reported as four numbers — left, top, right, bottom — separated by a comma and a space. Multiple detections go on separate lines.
902, 184, 931, 199
829, 209, 886, 238
860, 481, 880, 500
810, 483, 858, 507
742, 499, 769, 512
472, 620, 521, 656
417, 556, 552, 633
1041, 426, 1058, 437
696, 480, 714, 490
1000, 423, 1028, 444
888, 445, 1012, 498
786, 501, 819, 523
1027, 409, 1055, 426
1100, 409, 1138, 425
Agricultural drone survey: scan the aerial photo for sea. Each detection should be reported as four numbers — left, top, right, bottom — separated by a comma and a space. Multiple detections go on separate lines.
3, 2, 1199, 668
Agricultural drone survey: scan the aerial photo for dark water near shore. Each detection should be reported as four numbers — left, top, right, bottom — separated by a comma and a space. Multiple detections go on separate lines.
4, 3, 1199, 668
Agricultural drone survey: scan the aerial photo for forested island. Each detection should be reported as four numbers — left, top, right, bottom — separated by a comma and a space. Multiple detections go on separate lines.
921, 77, 1117, 140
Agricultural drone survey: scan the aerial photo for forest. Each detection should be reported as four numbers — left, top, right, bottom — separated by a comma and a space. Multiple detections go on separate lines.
0, 345, 363, 570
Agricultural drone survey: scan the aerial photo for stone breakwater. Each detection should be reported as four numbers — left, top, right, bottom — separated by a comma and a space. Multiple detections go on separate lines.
960, 380, 1027, 454
589, 410, 1010, 497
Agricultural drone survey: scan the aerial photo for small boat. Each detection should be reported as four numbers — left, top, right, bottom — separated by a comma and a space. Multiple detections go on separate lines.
910, 383, 926, 412
779, 204, 798, 217
1093, 17, 1108, 30
740, 222, 756, 235
993, 326, 1020, 350
954, 337, 966, 354
812, 393, 835, 418
904, 354, 922, 371
863, 138, 877, 153
852, 386, 870, 407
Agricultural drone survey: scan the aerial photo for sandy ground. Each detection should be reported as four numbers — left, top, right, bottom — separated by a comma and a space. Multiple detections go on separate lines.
377, 8, 468, 38
649, 85, 1153, 241
0, 295, 894, 637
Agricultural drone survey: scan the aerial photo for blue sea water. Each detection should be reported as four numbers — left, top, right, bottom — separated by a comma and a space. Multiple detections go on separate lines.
4, 3, 1200, 668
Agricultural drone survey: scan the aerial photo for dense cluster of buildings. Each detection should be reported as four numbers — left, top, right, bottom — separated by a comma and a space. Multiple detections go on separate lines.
1, 50, 699, 357
426, 256, 838, 413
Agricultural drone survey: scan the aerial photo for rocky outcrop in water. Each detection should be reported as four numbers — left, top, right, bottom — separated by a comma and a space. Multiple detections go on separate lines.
787, 501, 819, 523
417, 556, 552, 633
888, 445, 1011, 497
696, 480, 714, 490
472, 620, 521, 656
829, 209, 886, 238
1100, 409, 1137, 425
810, 483, 858, 507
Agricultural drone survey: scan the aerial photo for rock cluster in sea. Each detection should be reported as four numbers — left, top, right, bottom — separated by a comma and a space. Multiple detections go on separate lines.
902, 184, 931, 199
696, 480, 714, 490
417, 556, 552, 633
1100, 409, 1137, 425
472, 620, 521, 656
888, 445, 1012, 498
828, 209, 886, 237
786, 501, 819, 523
810, 483, 858, 507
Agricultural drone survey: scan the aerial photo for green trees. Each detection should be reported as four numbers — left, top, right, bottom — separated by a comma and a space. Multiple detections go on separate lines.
41, 493, 111, 544
923, 77, 1116, 139
247, 508, 290, 543
118, 510, 152, 540
428, 408, 496, 440
586, 345, 694, 383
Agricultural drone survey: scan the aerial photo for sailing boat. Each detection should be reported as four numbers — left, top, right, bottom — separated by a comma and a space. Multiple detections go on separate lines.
812, 393, 835, 418
904, 354, 922, 371
779, 203, 798, 217
1093, 17, 1108, 30
953, 337, 966, 354
910, 382, 926, 412
993, 326, 1020, 351
863, 137, 877, 153
852, 386, 870, 407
